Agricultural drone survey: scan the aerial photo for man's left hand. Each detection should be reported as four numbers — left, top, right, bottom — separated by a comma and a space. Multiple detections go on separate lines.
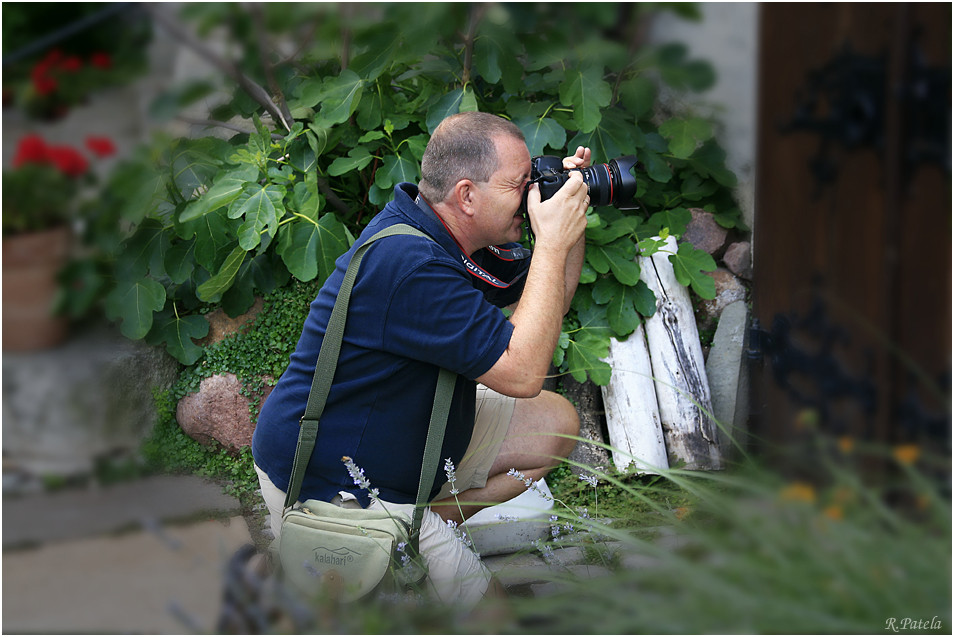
563, 146, 592, 170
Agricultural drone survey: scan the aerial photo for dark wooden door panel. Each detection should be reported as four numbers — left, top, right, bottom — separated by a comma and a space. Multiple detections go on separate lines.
752, 3, 950, 451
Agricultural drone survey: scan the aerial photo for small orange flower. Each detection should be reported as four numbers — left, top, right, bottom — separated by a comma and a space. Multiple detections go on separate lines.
822, 505, 843, 521
780, 482, 816, 504
837, 436, 855, 454
673, 506, 691, 520
892, 444, 920, 466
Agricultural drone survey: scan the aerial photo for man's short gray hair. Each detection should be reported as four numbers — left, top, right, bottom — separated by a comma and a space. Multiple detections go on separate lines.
418, 112, 526, 203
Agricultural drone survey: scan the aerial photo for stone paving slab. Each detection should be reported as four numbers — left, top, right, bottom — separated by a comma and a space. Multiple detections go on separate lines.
3, 474, 243, 548
2, 515, 252, 634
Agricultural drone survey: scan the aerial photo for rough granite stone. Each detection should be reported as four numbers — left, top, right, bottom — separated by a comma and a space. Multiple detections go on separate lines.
683, 208, 728, 255
176, 373, 273, 453
723, 241, 753, 280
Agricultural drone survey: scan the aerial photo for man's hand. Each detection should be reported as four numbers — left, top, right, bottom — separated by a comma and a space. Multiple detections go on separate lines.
524, 171, 588, 253
563, 146, 592, 171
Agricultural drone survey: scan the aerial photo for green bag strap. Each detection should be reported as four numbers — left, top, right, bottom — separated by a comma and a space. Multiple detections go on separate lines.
283, 223, 457, 547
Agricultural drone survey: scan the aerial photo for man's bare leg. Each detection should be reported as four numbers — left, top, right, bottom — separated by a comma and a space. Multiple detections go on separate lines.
432, 389, 579, 524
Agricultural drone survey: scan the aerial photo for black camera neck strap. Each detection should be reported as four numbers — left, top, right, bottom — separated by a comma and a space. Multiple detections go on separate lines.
284, 222, 457, 552
415, 193, 531, 291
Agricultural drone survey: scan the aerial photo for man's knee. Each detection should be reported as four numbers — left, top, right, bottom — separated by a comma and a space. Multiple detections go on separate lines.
536, 390, 579, 457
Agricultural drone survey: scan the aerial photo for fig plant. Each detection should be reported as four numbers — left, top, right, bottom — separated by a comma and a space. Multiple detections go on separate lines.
73, 3, 743, 382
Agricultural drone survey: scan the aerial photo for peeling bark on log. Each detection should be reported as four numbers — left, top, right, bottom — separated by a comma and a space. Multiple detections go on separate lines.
600, 326, 669, 474
561, 374, 612, 475
639, 236, 723, 470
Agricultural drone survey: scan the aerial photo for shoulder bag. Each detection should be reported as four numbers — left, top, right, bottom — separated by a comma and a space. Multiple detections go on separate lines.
276, 223, 457, 603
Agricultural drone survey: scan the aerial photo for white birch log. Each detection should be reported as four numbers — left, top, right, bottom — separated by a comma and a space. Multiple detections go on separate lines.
601, 325, 670, 474
639, 235, 723, 470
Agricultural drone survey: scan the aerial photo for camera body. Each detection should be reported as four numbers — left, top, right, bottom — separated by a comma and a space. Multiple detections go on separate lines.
523, 154, 640, 211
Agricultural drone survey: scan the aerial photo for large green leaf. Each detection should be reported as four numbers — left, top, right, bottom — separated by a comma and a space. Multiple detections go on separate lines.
516, 116, 566, 157
230, 184, 284, 250
659, 117, 713, 159
670, 241, 717, 299
278, 214, 352, 283
164, 240, 196, 284
606, 286, 642, 337
567, 109, 634, 164
619, 76, 657, 119
152, 311, 209, 365
426, 89, 465, 133
633, 279, 657, 317
179, 169, 257, 222
586, 241, 640, 285
196, 244, 247, 302
188, 208, 236, 272
220, 257, 258, 317
566, 329, 612, 385
350, 32, 399, 81
474, 19, 524, 93
647, 207, 691, 237
375, 153, 419, 190
328, 147, 374, 176
637, 147, 673, 183
291, 180, 322, 222
105, 277, 167, 340
311, 70, 365, 127
688, 140, 738, 188
115, 219, 169, 280
559, 66, 612, 133
169, 143, 223, 196
679, 172, 720, 202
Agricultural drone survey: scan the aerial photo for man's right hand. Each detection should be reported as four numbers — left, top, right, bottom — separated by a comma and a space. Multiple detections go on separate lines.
524, 171, 589, 254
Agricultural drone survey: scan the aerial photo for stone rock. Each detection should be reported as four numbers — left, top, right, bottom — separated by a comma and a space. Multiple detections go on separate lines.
700, 269, 747, 322
704, 300, 749, 456
2, 324, 180, 478
723, 241, 753, 280
682, 208, 728, 255
199, 297, 265, 348
176, 373, 274, 453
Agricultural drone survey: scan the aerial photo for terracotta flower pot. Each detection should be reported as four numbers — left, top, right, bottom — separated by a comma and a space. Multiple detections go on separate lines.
2, 225, 71, 350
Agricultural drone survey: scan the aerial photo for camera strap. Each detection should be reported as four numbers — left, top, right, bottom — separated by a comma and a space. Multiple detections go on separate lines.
415, 194, 530, 291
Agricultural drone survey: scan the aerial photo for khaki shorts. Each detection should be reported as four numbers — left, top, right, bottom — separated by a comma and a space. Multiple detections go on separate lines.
434, 383, 515, 501
255, 384, 516, 606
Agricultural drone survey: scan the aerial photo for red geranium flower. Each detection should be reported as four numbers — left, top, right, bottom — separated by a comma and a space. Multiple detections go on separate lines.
42, 49, 63, 66
89, 52, 112, 69
13, 135, 50, 168
61, 56, 83, 72
85, 136, 116, 158
32, 75, 58, 97
47, 145, 89, 177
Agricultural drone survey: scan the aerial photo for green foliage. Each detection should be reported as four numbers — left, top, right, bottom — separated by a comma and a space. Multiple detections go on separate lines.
244, 437, 950, 634
74, 3, 742, 386
547, 461, 695, 525
141, 279, 321, 501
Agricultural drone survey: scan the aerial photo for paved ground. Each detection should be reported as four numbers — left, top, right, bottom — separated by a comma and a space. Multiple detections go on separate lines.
2, 474, 627, 634
3, 475, 251, 634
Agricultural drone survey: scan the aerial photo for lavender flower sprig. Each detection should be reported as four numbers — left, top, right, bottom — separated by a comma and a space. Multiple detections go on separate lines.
506, 468, 554, 502
444, 457, 459, 496
342, 456, 380, 499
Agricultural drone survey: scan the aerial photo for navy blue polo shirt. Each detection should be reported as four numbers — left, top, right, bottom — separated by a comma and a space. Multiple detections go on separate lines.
252, 183, 530, 507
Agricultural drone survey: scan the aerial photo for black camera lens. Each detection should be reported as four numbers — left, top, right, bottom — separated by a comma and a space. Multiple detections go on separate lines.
526, 154, 639, 211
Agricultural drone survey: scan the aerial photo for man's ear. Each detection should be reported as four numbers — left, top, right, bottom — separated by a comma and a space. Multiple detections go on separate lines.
453, 179, 478, 217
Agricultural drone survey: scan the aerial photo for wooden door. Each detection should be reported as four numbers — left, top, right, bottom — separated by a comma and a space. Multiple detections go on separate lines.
751, 3, 951, 458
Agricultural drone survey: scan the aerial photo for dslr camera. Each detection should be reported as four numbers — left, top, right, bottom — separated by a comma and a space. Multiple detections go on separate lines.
522, 154, 640, 213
